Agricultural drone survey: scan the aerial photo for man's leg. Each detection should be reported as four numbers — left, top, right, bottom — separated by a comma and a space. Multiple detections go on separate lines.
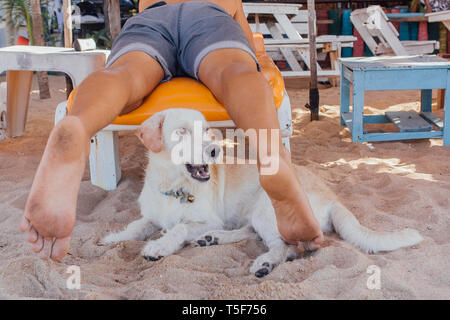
198, 49, 323, 247
20, 51, 164, 261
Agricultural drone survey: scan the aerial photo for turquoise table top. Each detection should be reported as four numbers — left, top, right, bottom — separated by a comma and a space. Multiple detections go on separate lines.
340, 56, 450, 71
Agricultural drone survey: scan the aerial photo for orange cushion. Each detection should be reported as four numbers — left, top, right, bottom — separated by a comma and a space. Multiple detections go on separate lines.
67, 38, 285, 125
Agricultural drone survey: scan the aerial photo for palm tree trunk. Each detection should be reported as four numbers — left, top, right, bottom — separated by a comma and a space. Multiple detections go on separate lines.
5, 9, 16, 46
30, 0, 50, 99
104, 0, 121, 43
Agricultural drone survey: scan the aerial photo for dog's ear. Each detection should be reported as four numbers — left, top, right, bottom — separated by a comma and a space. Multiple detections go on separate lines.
136, 113, 165, 152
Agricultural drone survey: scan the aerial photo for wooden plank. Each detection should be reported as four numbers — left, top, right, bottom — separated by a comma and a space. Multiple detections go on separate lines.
426, 10, 450, 23
385, 111, 433, 132
359, 131, 443, 142
104, 0, 121, 42
388, 16, 428, 22
340, 56, 450, 71
266, 22, 303, 71
342, 113, 390, 124
387, 13, 427, 22
352, 71, 365, 142
280, 70, 339, 77
243, 3, 301, 15
307, 0, 318, 121
63, 0, 72, 47
363, 69, 448, 91
350, 14, 379, 55
420, 112, 444, 131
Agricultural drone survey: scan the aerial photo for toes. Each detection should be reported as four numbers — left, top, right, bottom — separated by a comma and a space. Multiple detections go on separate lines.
50, 236, 71, 262
32, 235, 44, 253
253, 262, 274, 278
197, 240, 207, 247
298, 236, 323, 253
195, 235, 219, 247
19, 216, 30, 232
38, 237, 54, 259
27, 226, 38, 243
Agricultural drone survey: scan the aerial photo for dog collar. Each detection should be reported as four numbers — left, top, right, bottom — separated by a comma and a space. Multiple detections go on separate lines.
160, 187, 195, 203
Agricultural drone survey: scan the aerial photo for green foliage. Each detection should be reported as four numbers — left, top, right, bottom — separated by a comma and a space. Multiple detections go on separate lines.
0, 0, 33, 43
85, 28, 113, 49
0, 0, 49, 44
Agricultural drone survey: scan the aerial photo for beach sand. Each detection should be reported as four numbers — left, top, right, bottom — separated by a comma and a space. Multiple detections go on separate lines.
0, 75, 448, 299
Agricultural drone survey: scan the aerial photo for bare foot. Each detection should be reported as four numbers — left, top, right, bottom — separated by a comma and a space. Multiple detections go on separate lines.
20, 117, 89, 261
260, 147, 323, 248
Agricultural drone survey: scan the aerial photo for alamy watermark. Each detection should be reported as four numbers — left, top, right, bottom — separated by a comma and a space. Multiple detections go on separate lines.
366, 265, 381, 290
169, 121, 280, 175
66, 265, 81, 290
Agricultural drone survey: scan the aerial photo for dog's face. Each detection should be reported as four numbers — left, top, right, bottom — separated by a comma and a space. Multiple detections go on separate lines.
136, 108, 220, 182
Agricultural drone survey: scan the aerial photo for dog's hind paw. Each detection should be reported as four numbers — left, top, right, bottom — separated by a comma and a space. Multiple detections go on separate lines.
195, 235, 219, 247
143, 255, 163, 262
254, 262, 274, 278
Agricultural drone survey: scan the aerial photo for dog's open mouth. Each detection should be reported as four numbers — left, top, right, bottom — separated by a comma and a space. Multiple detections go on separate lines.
185, 164, 210, 182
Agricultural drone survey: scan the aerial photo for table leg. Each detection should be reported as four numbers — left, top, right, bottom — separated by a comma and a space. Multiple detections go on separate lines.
352, 72, 365, 143
420, 89, 432, 112
444, 71, 450, 146
340, 66, 350, 126
6, 70, 33, 138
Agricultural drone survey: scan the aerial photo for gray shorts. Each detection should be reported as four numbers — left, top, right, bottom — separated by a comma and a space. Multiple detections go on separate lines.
106, 1, 260, 82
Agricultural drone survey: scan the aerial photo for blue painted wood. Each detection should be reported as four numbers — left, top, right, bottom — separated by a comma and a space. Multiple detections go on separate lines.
444, 70, 450, 146
421, 89, 432, 112
338, 56, 450, 145
386, 13, 425, 18
342, 113, 390, 124
352, 71, 365, 142
340, 56, 450, 71
398, 9, 410, 41
340, 67, 350, 126
359, 131, 443, 142
363, 69, 447, 91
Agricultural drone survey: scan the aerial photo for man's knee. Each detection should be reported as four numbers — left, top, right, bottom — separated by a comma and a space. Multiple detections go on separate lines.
219, 60, 259, 82
200, 49, 258, 84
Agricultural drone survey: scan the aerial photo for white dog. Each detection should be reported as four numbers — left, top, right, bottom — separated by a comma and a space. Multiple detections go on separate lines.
100, 108, 423, 277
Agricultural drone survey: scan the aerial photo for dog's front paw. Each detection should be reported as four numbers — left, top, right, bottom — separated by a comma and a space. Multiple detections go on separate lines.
250, 260, 274, 278
97, 233, 119, 246
195, 234, 219, 247
141, 240, 172, 261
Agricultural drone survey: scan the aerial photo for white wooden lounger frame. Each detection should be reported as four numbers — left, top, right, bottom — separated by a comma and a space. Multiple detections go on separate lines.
350, 5, 439, 56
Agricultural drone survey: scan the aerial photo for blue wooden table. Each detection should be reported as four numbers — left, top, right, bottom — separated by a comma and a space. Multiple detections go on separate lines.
339, 56, 450, 146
